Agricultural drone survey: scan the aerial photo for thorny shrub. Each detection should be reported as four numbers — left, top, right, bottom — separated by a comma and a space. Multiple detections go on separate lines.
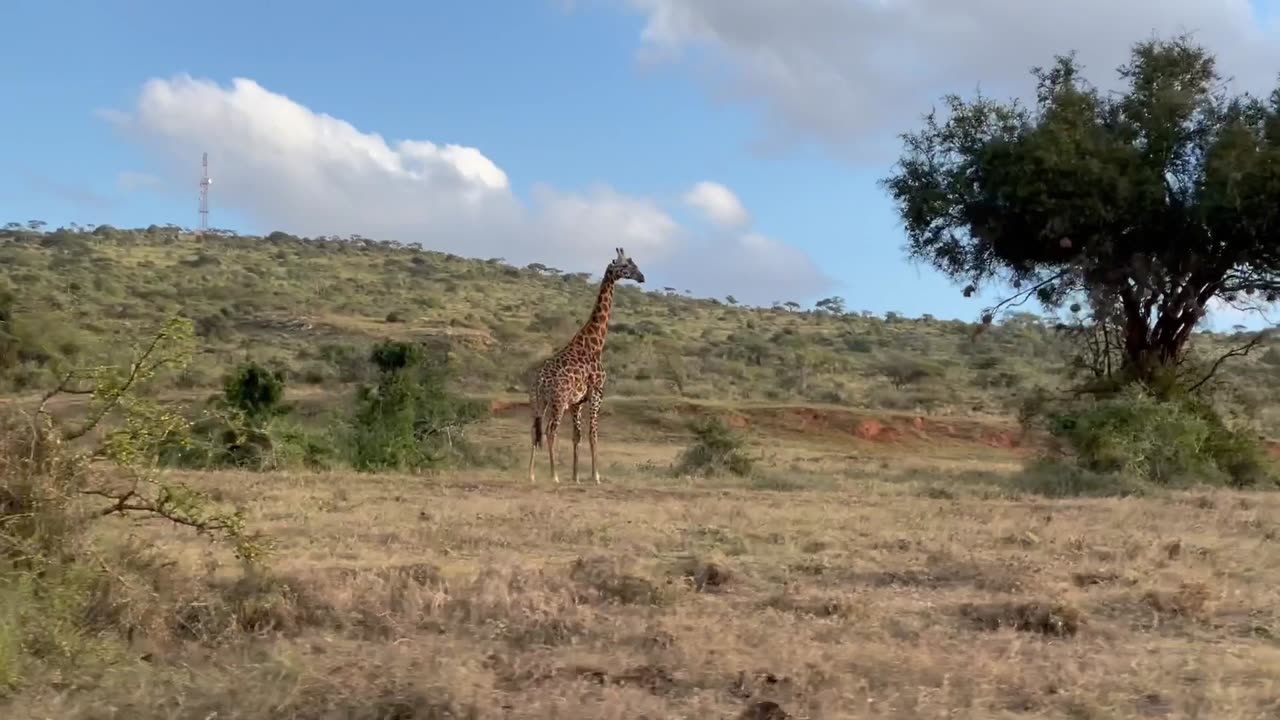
1023, 384, 1276, 492
0, 317, 270, 693
673, 416, 755, 478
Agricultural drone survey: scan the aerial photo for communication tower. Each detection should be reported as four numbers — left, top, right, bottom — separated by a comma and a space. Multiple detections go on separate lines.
198, 152, 212, 230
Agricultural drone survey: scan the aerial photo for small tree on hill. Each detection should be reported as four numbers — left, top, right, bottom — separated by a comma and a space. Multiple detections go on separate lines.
347, 340, 485, 471
0, 283, 16, 371
882, 36, 1280, 394
203, 361, 290, 468
877, 355, 945, 390
674, 416, 754, 478
223, 361, 287, 426
815, 296, 846, 315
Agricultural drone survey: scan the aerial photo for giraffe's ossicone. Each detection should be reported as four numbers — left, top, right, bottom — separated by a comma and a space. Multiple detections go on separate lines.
527, 247, 645, 484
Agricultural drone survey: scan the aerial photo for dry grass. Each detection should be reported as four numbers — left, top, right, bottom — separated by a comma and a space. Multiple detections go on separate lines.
7, 425, 1280, 720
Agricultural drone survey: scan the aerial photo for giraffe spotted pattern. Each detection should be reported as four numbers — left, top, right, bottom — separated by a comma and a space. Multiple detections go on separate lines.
528, 247, 645, 484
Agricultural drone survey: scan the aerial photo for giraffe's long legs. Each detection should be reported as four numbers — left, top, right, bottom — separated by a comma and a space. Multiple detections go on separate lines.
588, 389, 603, 484
546, 412, 562, 484
571, 404, 583, 484
528, 410, 539, 483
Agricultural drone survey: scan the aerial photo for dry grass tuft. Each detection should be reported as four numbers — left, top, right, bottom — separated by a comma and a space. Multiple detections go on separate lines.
738, 699, 791, 719
959, 599, 1084, 637
1070, 569, 1128, 587
567, 663, 679, 694
171, 571, 339, 643
762, 586, 856, 619
1143, 580, 1214, 621
568, 554, 674, 606
674, 554, 735, 592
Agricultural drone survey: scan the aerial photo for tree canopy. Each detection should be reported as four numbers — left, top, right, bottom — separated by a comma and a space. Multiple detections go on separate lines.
882, 36, 1280, 390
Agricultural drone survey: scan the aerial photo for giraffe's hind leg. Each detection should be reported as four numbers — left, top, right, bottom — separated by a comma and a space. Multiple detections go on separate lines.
528, 409, 539, 482
546, 406, 564, 484
571, 402, 584, 484
528, 393, 544, 482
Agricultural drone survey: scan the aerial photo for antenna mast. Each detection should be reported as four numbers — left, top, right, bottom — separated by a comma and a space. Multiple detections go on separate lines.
198, 152, 211, 231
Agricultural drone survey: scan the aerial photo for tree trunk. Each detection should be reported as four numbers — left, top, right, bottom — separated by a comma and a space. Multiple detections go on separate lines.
1119, 300, 1200, 396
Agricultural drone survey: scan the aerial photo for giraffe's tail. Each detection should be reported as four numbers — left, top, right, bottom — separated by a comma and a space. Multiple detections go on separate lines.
530, 395, 544, 449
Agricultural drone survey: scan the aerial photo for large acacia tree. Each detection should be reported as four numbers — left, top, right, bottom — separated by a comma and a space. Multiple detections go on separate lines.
883, 37, 1280, 391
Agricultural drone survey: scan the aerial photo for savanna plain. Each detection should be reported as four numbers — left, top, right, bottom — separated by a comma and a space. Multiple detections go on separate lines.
16, 409, 1280, 719
3, 227, 1280, 719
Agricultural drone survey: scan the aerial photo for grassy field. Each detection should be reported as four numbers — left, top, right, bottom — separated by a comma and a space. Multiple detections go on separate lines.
3, 225, 1280, 718
6, 408, 1280, 719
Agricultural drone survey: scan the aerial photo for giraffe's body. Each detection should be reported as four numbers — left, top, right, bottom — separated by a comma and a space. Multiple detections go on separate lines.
528, 248, 644, 483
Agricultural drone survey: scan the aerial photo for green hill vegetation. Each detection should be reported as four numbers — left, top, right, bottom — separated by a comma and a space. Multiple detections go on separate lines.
3, 224, 1277, 432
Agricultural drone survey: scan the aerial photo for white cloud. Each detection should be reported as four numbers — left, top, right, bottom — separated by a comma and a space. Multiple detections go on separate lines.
623, 0, 1280, 160
116, 171, 160, 191
683, 180, 750, 228
531, 183, 682, 262
660, 231, 831, 303
101, 74, 829, 304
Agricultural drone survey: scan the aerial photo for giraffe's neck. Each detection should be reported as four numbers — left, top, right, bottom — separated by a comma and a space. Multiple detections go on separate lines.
569, 274, 616, 354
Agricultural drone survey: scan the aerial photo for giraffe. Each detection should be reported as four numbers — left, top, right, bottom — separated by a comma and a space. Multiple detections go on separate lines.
528, 247, 645, 484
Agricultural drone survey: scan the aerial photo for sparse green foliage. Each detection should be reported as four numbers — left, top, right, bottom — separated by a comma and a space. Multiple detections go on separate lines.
1033, 385, 1276, 490
0, 320, 271, 694
0, 283, 17, 372
815, 296, 846, 314
674, 416, 754, 478
883, 35, 1280, 389
222, 361, 287, 426
3, 223, 1280, 431
346, 340, 485, 471
656, 343, 688, 396
878, 355, 945, 389
159, 361, 291, 472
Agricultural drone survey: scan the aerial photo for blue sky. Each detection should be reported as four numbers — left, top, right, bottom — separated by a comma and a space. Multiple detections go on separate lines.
3, 0, 1278, 328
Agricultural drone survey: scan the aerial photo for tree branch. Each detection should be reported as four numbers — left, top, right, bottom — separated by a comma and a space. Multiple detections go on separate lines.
83, 485, 240, 535
982, 270, 1071, 319
64, 333, 169, 441
1186, 332, 1270, 393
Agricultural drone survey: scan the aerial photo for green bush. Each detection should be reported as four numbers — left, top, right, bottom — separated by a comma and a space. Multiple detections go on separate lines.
161, 361, 292, 471
272, 422, 340, 471
673, 416, 754, 478
876, 355, 946, 389
1, 321, 268, 694
345, 340, 485, 472
1041, 385, 1276, 489
222, 361, 287, 425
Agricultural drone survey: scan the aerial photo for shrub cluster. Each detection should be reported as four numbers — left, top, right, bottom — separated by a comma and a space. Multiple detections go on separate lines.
1026, 385, 1276, 493
673, 416, 755, 478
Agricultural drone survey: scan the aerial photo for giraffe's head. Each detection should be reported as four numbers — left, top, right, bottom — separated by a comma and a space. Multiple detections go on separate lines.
606, 247, 645, 284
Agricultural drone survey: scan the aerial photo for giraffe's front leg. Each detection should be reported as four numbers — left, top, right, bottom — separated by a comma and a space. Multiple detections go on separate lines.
588, 389, 603, 484
571, 403, 583, 484
528, 406, 540, 483
546, 411, 562, 484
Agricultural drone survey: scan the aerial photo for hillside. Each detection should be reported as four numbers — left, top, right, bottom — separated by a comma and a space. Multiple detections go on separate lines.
5, 226, 1280, 718
2, 224, 1278, 433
